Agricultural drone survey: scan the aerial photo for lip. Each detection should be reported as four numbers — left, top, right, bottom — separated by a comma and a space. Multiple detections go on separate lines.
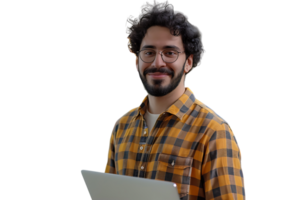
147, 73, 169, 78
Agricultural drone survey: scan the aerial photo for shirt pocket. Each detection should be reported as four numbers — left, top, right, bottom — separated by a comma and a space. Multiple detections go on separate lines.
156, 153, 193, 198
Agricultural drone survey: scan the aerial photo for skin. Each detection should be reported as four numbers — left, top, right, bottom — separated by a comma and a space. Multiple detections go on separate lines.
136, 26, 193, 114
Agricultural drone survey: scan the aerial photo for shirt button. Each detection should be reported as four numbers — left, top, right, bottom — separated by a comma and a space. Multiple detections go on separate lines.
143, 131, 147, 135
140, 146, 143, 150
141, 166, 144, 170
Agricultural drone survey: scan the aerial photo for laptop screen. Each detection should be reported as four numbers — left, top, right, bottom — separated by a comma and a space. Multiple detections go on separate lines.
81, 170, 180, 200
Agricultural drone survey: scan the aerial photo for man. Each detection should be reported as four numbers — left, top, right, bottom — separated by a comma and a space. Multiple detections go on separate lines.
105, 2, 245, 200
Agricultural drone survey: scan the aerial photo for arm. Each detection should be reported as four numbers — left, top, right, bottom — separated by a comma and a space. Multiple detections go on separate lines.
202, 123, 245, 200
105, 125, 116, 174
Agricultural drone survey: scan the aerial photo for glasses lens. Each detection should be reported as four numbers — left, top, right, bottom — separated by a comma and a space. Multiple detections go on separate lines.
139, 49, 179, 63
140, 49, 156, 63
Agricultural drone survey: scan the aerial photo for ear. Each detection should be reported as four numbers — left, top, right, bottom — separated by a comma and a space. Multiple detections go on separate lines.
184, 54, 193, 73
136, 56, 139, 71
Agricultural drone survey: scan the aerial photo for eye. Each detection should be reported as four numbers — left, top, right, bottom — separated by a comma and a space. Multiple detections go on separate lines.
163, 50, 178, 57
143, 50, 155, 57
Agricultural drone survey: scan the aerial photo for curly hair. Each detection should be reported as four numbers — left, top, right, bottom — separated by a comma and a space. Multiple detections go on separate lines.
127, 1, 204, 74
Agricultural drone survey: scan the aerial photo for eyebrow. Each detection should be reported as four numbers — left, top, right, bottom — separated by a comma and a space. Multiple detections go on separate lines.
140, 45, 181, 51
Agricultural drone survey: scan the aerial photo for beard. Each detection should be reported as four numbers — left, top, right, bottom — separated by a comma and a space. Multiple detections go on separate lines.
138, 60, 186, 97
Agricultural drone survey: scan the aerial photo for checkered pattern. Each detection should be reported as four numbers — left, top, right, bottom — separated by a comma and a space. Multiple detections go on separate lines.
105, 88, 245, 200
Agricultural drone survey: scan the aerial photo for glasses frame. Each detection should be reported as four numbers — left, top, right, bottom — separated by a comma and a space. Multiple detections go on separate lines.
137, 49, 184, 63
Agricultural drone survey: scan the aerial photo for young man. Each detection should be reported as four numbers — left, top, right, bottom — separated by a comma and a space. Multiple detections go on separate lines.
105, 2, 245, 200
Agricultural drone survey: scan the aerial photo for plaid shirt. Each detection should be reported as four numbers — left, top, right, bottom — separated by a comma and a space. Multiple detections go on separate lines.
105, 88, 245, 200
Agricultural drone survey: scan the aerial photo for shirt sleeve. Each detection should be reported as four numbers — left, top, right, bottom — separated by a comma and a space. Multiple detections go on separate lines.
104, 124, 117, 174
202, 123, 245, 200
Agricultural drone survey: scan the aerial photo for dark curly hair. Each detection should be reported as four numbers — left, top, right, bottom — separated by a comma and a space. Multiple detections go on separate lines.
127, 1, 204, 74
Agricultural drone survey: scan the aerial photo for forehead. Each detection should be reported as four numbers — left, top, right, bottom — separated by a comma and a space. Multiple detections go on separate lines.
140, 26, 184, 50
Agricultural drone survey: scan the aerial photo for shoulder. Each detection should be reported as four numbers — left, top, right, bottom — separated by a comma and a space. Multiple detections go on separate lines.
112, 107, 139, 131
112, 106, 138, 130
195, 99, 240, 143
193, 99, 227, 123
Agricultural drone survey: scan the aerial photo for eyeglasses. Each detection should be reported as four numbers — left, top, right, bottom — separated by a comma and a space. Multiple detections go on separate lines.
137, 49, 184, 63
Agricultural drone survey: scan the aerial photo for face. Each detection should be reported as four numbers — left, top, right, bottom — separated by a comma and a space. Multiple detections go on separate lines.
136, 26, 192, 97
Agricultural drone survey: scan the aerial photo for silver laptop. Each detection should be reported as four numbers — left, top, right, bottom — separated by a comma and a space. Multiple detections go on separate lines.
81, 170, 180, 200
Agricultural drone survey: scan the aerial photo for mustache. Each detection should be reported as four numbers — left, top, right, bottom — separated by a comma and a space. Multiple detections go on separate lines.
143, 68, 174, 77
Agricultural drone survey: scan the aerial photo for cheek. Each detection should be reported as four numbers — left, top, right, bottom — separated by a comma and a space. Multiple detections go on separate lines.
139, 63, 151, 74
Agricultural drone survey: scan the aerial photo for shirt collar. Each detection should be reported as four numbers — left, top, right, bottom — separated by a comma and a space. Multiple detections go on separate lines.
135, 87, 196, 120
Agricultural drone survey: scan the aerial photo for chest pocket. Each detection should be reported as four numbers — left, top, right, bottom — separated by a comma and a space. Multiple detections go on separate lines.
156, 153, 193, 198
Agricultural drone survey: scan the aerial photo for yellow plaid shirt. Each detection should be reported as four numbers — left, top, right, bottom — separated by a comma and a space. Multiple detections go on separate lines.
105, 88, 245, 200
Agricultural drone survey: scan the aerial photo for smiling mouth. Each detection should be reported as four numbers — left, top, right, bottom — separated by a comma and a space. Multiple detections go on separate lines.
148, 72, 169, 75
147, 73, 169, 78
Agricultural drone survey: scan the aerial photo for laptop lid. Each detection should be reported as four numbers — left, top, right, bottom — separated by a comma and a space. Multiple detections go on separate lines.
81, 170, 180, 200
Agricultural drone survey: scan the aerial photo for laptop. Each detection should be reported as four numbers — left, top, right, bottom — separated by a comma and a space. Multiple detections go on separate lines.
81, 170, 180, 200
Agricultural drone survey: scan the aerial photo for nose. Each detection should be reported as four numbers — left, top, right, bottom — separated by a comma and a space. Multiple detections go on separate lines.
152, 52, 166, 68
